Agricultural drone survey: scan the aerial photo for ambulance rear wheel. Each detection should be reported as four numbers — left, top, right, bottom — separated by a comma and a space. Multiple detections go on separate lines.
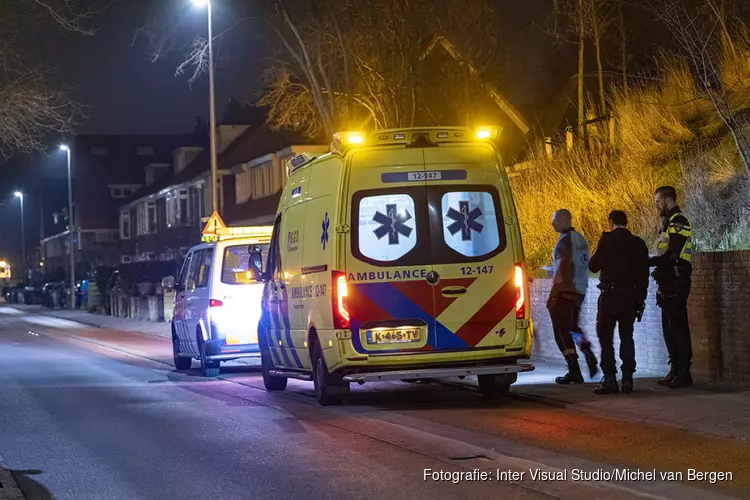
312, 341, 349, 406
260, 327, 287, 391
477, 373, 515, 398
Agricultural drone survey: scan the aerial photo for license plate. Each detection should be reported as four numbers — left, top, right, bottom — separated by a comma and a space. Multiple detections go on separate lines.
366, 329, 421, 344
407, 171, 442, 181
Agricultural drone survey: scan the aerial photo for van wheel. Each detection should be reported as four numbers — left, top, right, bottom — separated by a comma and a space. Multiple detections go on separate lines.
260, 325, 287, 391
477, 373, 516, 398
199, 339, 220, 377
172, 331, 192, 370
312, 341, 349, 406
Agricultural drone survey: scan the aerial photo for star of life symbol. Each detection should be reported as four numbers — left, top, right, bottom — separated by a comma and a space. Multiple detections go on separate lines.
373, 203, 413, 245
321, 212, 330, 249
446, 201, 483, 241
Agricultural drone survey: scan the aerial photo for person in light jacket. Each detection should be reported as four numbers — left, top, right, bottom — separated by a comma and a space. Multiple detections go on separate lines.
547, 209, 598, 384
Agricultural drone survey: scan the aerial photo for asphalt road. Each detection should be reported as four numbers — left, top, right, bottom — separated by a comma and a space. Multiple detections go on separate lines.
0, 308, 747, 500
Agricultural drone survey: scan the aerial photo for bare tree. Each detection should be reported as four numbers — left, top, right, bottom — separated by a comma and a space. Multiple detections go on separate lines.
258, 0, 509, 138
0, 0, 101, 157
650, 0, 750, 176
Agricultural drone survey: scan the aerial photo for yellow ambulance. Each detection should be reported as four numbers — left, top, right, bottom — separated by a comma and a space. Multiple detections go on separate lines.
253, 126, 534, 405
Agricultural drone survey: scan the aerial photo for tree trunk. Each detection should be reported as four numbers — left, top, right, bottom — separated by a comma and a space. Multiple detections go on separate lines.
618, 0, 628, 97
577, 0, 586, 142
331, 11, 353, 126
590, 0, 606, 118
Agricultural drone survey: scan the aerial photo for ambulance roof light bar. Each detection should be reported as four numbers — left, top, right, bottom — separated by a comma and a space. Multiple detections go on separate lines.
330, 126, 502, 154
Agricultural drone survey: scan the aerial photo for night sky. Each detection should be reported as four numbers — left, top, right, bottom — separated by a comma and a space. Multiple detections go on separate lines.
0, 0, 268, 270
0, 0, 570, 273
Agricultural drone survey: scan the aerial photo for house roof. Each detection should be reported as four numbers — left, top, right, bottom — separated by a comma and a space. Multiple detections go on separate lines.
124, 123, 312, 205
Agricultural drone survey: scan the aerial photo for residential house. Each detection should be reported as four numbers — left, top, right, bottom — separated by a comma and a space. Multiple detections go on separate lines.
41, 133, 200, 275
120, 107, 324, 263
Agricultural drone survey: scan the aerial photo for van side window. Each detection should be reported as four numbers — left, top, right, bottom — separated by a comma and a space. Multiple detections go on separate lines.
357, 194, 417, 262
268, 216, 283, 280
177, 254, 191, 288
440, 191, 501, 258
187, 250, 203, 290
197, 249, 213, 288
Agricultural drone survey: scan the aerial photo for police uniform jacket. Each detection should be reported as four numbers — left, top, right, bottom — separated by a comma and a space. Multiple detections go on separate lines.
649, 206, 692, 292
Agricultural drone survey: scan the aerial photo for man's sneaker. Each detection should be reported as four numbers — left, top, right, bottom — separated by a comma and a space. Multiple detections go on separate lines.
668, 371, 693, 389
584, 350, 599, 378
594, 377, 620, 395
621, 375, 633, 394
657, 366, 679, 386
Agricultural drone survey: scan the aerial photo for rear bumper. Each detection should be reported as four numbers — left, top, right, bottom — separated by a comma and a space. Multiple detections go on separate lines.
204, 339, 261, 362
342, 362, 534, 383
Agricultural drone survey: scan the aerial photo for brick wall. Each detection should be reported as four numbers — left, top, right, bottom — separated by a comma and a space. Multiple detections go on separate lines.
529, 250, 750, 383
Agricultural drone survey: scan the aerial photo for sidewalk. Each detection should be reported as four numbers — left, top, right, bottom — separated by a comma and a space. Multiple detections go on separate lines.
11, 305, 750, 442
15, 305, 171, 339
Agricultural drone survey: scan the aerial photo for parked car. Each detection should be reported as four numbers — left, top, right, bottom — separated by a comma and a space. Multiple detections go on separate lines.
164, 226, 272, 377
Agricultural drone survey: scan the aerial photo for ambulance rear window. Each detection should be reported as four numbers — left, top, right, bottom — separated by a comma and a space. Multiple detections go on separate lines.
221, 244, 270, 284
440, 191, 501, 258
357, 193, 418, 262
351, 185, 505, 266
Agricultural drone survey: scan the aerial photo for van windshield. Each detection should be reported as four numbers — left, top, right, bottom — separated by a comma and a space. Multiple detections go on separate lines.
351, 186, 505, 267
221, 244, 270, 284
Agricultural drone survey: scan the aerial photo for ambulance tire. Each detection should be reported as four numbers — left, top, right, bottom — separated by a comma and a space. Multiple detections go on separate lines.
312, 341, 349, 406
172, 329, 192, 370
199, 337, 220, 378
259, 325, 287, 391
477, 373, 515, 398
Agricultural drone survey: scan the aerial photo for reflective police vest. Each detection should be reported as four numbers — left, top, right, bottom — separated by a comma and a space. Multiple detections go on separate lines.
656, 211, 692, 263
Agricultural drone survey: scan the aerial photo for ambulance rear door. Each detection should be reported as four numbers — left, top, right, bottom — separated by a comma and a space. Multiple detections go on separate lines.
423, 145, 520, 351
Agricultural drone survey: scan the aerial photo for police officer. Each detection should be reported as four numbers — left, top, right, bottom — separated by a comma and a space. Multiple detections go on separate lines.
650, 186, 694, 389
547, 209, 598, 384
588, 210, 650, 394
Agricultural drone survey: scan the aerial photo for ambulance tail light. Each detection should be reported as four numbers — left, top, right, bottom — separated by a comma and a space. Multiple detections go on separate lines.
209, 299, 223, 308
332, 271, 350, 329
514, 264, 526, 319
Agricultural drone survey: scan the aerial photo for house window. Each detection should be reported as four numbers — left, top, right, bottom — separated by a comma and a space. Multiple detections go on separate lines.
110, 186, 136, 199
90, 146, 109, 156
148, 201, 157, 233
137, 146, 155, 156
178, 189, 190, 225
119, 210, 131, 240
137, 201, 157, 235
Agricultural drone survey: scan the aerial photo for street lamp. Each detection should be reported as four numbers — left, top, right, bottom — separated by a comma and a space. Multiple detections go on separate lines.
14, 191, 25, 284
193, 0, 219, 216
60, 144, 76, 309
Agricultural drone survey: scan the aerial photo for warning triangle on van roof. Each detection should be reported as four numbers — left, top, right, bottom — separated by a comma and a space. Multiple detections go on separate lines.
201, 211, 227, 236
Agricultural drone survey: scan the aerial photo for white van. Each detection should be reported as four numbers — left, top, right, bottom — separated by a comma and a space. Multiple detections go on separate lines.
166, 227, 272, 376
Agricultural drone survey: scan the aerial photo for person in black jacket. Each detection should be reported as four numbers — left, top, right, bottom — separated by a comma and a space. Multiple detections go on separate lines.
588, 210, 650, 394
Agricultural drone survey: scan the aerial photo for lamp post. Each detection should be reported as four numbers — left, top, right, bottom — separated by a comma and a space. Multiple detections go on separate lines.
193, 0, 219, 216
14, 192, 25, 284
60, 144, 76, 309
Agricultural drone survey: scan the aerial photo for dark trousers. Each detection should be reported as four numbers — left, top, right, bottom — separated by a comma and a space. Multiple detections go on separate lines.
596, 293, 636, 378
549, 295, 581, 359
570, 294, 593, 351
660, 295, 693, 369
